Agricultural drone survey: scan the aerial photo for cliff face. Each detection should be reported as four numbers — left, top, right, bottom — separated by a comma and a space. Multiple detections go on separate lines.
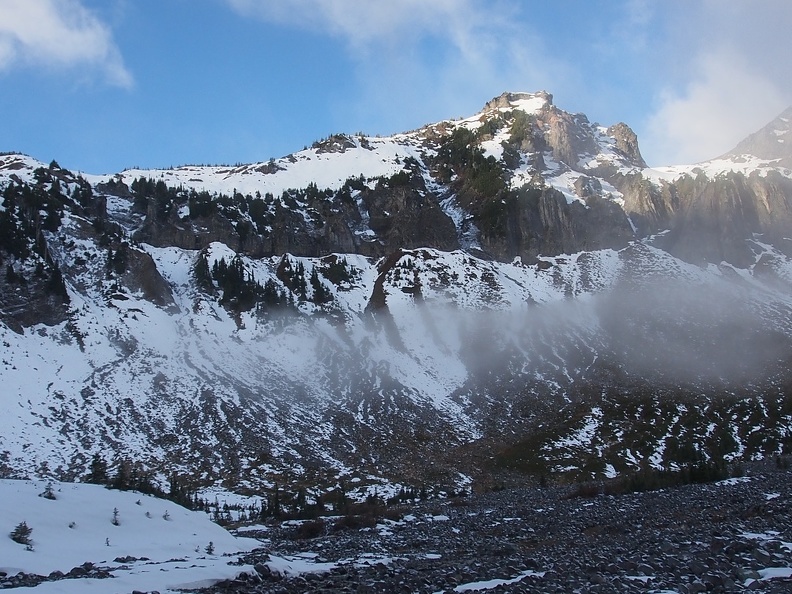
616, 170, 792, 265
471, 187, 634, 262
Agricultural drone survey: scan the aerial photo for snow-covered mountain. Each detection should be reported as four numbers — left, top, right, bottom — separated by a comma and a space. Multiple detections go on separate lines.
2, 92, 792, 498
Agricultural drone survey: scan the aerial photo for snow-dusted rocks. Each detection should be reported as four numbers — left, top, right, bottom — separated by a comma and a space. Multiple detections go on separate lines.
197, 463, 792, 594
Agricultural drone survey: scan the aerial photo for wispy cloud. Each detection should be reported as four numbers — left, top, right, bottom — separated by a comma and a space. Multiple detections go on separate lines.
642, 0, 792, 165
225, 0, 566, 131
645, 51, 786, 165
227, 0, 498, 49
0, 0, 132, 87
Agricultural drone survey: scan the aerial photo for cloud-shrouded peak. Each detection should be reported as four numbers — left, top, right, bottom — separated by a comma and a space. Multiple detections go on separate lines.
642, 50, 787, 166
724, 105, 792, 164
0, 0, 132, 87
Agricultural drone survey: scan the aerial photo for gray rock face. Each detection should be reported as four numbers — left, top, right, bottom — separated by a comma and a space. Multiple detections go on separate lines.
474, 186, 634, 262
544, 108, 600, 169
132, 193, 274, 256
618, 170, 792, 266
0, 269, 69, 331
123, 247, 177, 309
362, 183, 459, 255
130, 176, 457, 259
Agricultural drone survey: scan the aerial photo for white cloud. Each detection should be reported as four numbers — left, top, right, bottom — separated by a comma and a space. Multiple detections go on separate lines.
0, 0, 132, 87
227, 0, 478, 47
645, 51, 787, 165
642, 1, 792, 165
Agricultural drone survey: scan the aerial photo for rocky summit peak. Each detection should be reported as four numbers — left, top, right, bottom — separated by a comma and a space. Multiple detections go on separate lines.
483, 90, 553, 114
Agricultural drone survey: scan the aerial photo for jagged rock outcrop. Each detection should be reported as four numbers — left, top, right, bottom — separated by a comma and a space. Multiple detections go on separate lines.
544, 109, 600, 169
607, 122, 647, 168
618, 170, 792, 266
0, 268, 69, 332
134, 209, 266, 254
123, 246, 177, 308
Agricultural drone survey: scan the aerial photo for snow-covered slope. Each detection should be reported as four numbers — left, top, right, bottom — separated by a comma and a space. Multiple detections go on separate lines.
0, 479, 257, 593
85, 135, 418, 199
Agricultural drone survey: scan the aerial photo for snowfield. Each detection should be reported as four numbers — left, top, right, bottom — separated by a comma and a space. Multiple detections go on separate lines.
0, 479, 259, 593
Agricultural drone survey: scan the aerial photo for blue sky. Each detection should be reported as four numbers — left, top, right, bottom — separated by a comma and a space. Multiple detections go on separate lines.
1, 0, 791, 173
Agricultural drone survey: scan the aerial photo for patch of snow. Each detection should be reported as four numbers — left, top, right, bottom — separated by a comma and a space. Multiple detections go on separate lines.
0, 479, 257, 593
716, 477, 751, 486
452, 569, 545, 592
265, 554, 337, 576
758, 566, 792, 580
508, 94, 550, 114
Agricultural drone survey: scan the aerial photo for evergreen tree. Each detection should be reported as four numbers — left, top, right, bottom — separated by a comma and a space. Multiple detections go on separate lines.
0, 186, 30, 260
262, 279, 281, 307
86, 453, 108, 485
10, 521, 32, 545
271, 483, 281, 518
106, 243, 129, 275
212, 257, 228, 285
73, 176, 94, 208
188, 190, 214, 218
194, 252, 213, 292
111, 459, 131, 490
154, 180, 172, 221
309, 268, 331, 304
294, 263, 307, 301
39, 482, 56, 500
335, 482, 349, 513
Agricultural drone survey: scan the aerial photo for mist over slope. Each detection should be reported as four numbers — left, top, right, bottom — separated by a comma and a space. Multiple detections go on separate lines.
2, 91, 792, 494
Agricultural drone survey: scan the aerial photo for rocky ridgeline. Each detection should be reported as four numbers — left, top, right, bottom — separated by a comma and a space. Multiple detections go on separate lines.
201, 464, 792, 593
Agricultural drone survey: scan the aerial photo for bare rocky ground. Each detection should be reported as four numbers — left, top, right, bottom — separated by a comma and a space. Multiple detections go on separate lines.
196, 463, 792, 593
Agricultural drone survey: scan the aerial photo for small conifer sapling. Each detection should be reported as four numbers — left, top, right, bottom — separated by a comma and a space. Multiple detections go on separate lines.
40, 482, 56, 500
10, 521, 32, 546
